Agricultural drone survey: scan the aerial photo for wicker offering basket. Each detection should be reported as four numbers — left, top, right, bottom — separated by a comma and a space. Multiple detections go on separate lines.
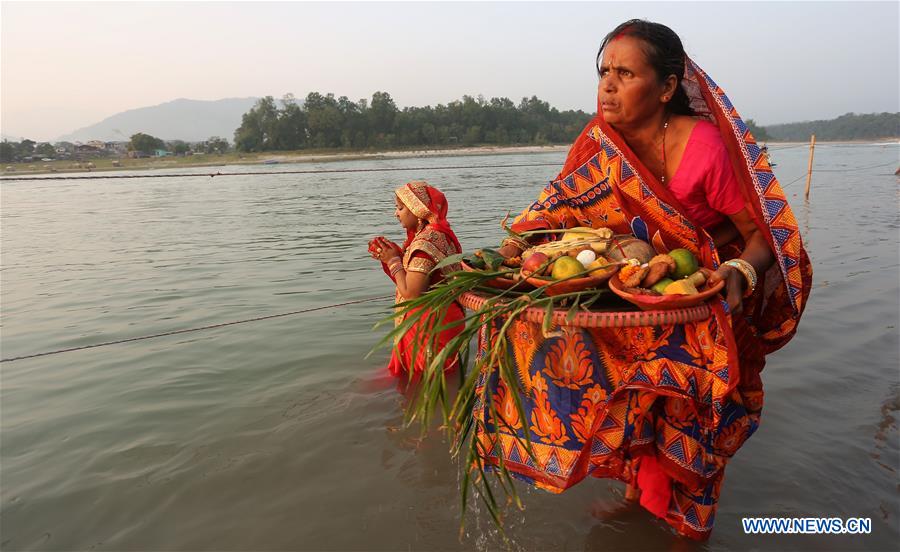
458, 290, 712, 328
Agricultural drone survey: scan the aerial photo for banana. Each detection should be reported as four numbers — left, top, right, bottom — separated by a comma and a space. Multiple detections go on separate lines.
561, 227, 614, 242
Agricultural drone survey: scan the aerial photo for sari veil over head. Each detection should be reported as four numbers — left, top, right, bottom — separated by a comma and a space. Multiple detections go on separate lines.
395, 180, 462, 255
523, 56, 810, 353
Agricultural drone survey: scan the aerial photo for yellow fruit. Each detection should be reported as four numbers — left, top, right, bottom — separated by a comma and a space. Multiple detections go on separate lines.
551, 256, 585, 280
561, 227, 597, 242
587, 257, 616, 276
664, 279, 699, 295
669, 248, 699, 279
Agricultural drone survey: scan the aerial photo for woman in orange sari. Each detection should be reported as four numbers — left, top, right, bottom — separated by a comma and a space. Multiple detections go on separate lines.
369, 181, 464, 377
479, 20, 812, 539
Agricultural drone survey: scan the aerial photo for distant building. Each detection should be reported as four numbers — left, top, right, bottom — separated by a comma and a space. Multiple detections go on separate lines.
74, 143, 104, 157
153, 149, 171, 157
105, 141, 128, 154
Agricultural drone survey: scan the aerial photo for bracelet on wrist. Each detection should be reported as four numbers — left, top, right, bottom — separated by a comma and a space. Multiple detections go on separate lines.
723, 259, 757, 298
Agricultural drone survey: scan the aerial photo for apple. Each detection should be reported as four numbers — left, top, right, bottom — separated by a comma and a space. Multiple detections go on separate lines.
521, 252, 549, 276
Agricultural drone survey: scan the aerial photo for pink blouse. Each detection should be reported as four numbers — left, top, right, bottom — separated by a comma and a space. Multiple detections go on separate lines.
667, 120, 745, 229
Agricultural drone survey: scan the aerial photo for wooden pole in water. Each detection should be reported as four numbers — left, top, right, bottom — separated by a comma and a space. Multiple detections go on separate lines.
804, 134, 816, 199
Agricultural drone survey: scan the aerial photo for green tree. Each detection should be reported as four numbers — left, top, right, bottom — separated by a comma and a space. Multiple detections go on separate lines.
205, 136, 229, 154
129, 133, 165, 154
745, 119, 770, 141
19, 139, 36, 155
234, 96, 280, 151
231, 91, 593, 152
463, 125, 482, 146
171, 141, 190, 155
764, 112, 899, 141
276, 94, 308, 150
36, 142, 56, 157
0, 140, 15, 162
305, 92, 343, 148
368, 91, 397, 137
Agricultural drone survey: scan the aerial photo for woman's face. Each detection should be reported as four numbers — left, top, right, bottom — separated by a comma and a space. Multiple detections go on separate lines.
394, 195, 419, 230
598, 36, 668, 129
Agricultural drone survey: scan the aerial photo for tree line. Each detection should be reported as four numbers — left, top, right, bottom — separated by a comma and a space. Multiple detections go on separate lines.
127, 133, 229, 155
0, 135, 231, 162
232, 92, 593, 152
763, 112, 899, 142
4, 109, 896, 164
1, 139, 55, 162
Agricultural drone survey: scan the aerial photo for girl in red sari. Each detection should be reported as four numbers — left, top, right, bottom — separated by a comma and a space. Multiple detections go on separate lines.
369, 181, 464, 377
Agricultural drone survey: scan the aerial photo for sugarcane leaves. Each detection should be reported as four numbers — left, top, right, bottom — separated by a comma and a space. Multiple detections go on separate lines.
370, 260, 621, 538
499, 210, 521, 240
566, 295, 581, 324
541, 299, 554, 337
432, 253, 464, 272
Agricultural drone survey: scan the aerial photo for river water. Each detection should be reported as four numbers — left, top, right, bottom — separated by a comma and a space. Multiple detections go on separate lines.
2, 144, 898, 551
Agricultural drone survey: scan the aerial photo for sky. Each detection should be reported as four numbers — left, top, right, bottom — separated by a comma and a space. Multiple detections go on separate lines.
1, 0, 898, 141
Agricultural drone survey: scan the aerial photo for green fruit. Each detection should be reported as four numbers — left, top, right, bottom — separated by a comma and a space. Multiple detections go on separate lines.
669, 248, 699, 279
551, 256, 584, 280
651, 278, 675, 294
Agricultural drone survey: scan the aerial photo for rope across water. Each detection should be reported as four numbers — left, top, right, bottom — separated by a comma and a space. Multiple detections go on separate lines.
2, 154, 892, 362
0, 295, 394, 363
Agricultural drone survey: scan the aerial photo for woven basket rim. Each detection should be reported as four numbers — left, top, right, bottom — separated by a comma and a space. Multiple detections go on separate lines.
458, 291, 712, 328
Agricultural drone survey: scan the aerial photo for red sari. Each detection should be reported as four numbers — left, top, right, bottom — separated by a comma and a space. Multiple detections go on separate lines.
475, 59, 812, 539
385, 182, 464, 377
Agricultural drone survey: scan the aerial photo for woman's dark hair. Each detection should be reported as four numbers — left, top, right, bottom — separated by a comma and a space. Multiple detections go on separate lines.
597, 19, 694, 115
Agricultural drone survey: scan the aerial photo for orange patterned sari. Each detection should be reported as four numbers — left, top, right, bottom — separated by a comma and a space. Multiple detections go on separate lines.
474, 59, 812, 539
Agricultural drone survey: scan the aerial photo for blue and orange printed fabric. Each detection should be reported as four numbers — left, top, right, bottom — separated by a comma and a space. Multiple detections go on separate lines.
473, 58, 812, 540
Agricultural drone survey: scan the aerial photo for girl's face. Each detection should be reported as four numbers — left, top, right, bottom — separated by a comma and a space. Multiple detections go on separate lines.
394, 195, 420, 230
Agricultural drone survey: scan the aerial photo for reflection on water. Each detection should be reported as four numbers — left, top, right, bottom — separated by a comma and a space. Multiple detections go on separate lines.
1, 146, 898, 550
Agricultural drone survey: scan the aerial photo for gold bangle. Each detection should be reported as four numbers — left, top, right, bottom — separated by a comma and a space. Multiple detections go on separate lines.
723, 259, 757, 298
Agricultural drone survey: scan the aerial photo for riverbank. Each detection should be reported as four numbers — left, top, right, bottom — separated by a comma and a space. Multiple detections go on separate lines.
1, 144, 571, 177
4, 140, 895, 178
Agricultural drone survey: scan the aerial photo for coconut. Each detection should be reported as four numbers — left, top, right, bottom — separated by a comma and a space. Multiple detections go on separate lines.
606, 235, 657, 264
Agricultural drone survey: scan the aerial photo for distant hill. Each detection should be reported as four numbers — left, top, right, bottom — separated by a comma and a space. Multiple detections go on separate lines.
57, 97, 259, 142
763, 112, 899, 142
